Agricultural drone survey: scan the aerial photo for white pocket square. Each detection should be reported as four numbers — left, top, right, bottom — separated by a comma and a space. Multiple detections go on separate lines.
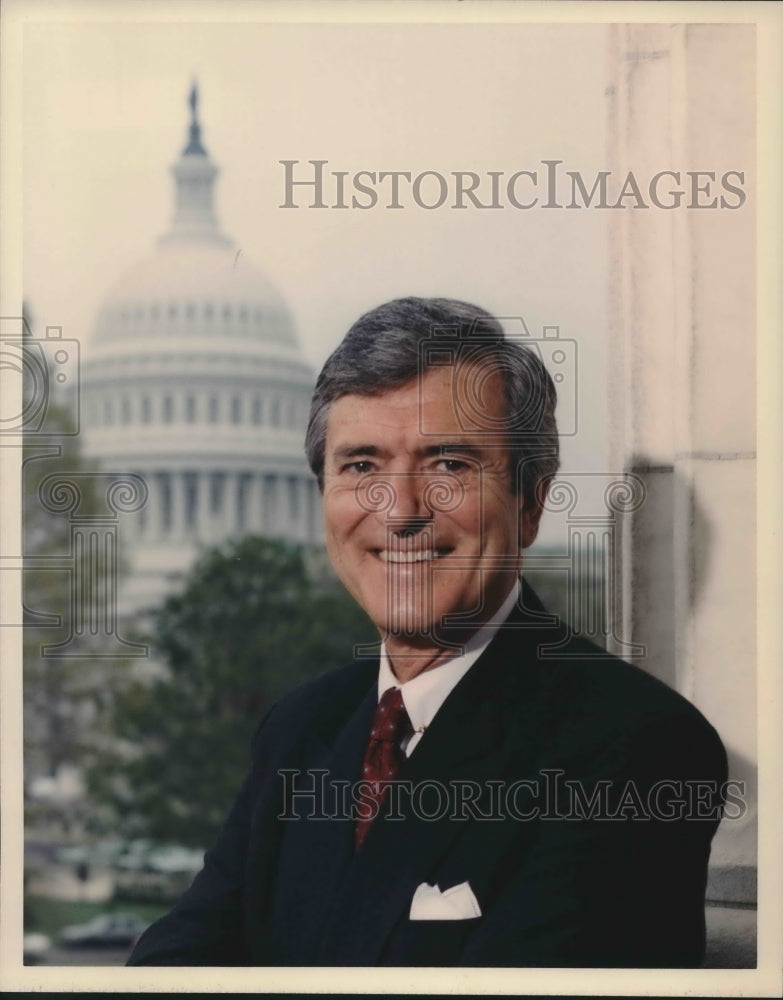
409, 881, 482, 921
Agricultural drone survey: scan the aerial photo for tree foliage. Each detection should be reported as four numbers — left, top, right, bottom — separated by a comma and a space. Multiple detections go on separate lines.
23, 414, 106, 777
88, 535, 376, 848
21, 305, 135, 836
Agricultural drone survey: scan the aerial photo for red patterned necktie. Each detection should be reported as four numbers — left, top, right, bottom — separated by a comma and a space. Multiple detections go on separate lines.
355, 687, 411, 850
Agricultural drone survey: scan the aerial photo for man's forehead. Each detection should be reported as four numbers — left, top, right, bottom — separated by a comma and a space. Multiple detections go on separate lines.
325, 365, 506, 440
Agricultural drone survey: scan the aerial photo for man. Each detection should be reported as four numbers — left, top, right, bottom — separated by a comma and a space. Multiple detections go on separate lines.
128, 297, 727, 967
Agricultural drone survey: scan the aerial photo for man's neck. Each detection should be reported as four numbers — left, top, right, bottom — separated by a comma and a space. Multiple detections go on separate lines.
382, 582, 520, 684
383, 638, 460, 683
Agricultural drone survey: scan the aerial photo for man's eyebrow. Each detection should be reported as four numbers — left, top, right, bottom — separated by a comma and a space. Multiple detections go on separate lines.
331, 444, 382, 461
330, 443, 485, 462
419, 443, 483, 458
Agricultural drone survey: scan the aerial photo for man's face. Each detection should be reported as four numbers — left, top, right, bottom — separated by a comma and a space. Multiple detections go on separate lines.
322, 364, 542, 645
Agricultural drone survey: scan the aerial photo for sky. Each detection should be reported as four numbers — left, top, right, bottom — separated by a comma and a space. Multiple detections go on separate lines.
21, 18, 610, 528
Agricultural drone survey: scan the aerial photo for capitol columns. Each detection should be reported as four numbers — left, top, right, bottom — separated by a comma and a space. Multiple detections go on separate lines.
282, 477, 294, 538
295, 477, 308, 542
150, 473, 163, 542
290, 476, 303, 540
133, 470, 150, 541
197, 470, 212, 543
247, 470, 263, 535
226, 471, 241, 535
262, 473, 277, 535
168, 470, 183, 540
308, 478, 322, 544
297, 477, 308, 541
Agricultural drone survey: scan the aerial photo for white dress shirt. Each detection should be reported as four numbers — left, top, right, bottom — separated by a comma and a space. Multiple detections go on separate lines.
376, 582, 520, 757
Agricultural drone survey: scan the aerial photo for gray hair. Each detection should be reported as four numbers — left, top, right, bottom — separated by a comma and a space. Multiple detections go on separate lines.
305, 297, 559, 506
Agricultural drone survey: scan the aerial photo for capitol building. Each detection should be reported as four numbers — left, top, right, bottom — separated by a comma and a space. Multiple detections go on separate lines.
82, 87, 320, 615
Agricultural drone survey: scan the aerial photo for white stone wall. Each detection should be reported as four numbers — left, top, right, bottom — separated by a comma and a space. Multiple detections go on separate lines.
606, 23, 756, 899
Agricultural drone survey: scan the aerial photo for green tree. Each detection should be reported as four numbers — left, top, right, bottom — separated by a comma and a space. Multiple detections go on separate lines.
88, 535, 376, 848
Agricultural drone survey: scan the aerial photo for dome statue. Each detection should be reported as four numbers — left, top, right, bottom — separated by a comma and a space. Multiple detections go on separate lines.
82, 85, 319, 615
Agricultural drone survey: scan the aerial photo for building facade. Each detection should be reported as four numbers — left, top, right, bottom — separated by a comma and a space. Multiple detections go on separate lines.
82, 88, 319, 615
605, 24, 756, 925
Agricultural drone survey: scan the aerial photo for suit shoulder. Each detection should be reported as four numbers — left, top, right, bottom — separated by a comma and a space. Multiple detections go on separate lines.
275, 656, 377, 711
541, 632, 694, 715
252, 657, 377, 749
510, 587, 713, 734
524, 632, 725, 770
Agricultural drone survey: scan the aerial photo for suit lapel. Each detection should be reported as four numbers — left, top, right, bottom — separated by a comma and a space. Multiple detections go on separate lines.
316, 604, 548, 965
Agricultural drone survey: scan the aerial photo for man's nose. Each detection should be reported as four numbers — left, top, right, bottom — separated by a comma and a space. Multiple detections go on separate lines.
385, 473, 432, 532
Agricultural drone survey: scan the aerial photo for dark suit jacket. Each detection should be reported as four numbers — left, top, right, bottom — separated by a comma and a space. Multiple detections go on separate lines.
128, 584, 727, 968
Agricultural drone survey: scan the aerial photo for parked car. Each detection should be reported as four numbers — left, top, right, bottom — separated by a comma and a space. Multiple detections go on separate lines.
56, 840, 125, 867
59, 912, 149, 948
112, 840, 204, 903
113, 839, 203, 874
23, 932, 51, 964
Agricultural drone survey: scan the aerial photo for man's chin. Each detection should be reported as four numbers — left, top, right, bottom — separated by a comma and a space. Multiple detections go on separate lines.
377, 615, 475, 652
380, 625, 438, 646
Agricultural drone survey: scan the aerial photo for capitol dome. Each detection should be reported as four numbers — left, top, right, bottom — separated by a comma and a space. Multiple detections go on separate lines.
82, 86, 319, 614
93, 242, 300, 352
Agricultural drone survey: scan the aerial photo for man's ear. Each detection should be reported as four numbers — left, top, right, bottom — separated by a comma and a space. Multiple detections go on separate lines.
519, 478, 551, 550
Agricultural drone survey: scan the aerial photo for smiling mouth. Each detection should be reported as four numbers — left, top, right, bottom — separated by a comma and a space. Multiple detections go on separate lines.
376, 548, 451, 563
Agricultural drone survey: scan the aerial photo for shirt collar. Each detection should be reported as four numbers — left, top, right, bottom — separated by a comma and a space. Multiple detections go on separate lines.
376, 580, 520, 735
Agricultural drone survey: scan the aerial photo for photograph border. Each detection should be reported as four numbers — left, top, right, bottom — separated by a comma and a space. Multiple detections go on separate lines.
1, 0, 780, 995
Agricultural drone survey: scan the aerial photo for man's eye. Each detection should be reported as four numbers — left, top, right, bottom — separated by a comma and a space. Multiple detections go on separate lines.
344, 460, 374, 474
435, 459, 469, 473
